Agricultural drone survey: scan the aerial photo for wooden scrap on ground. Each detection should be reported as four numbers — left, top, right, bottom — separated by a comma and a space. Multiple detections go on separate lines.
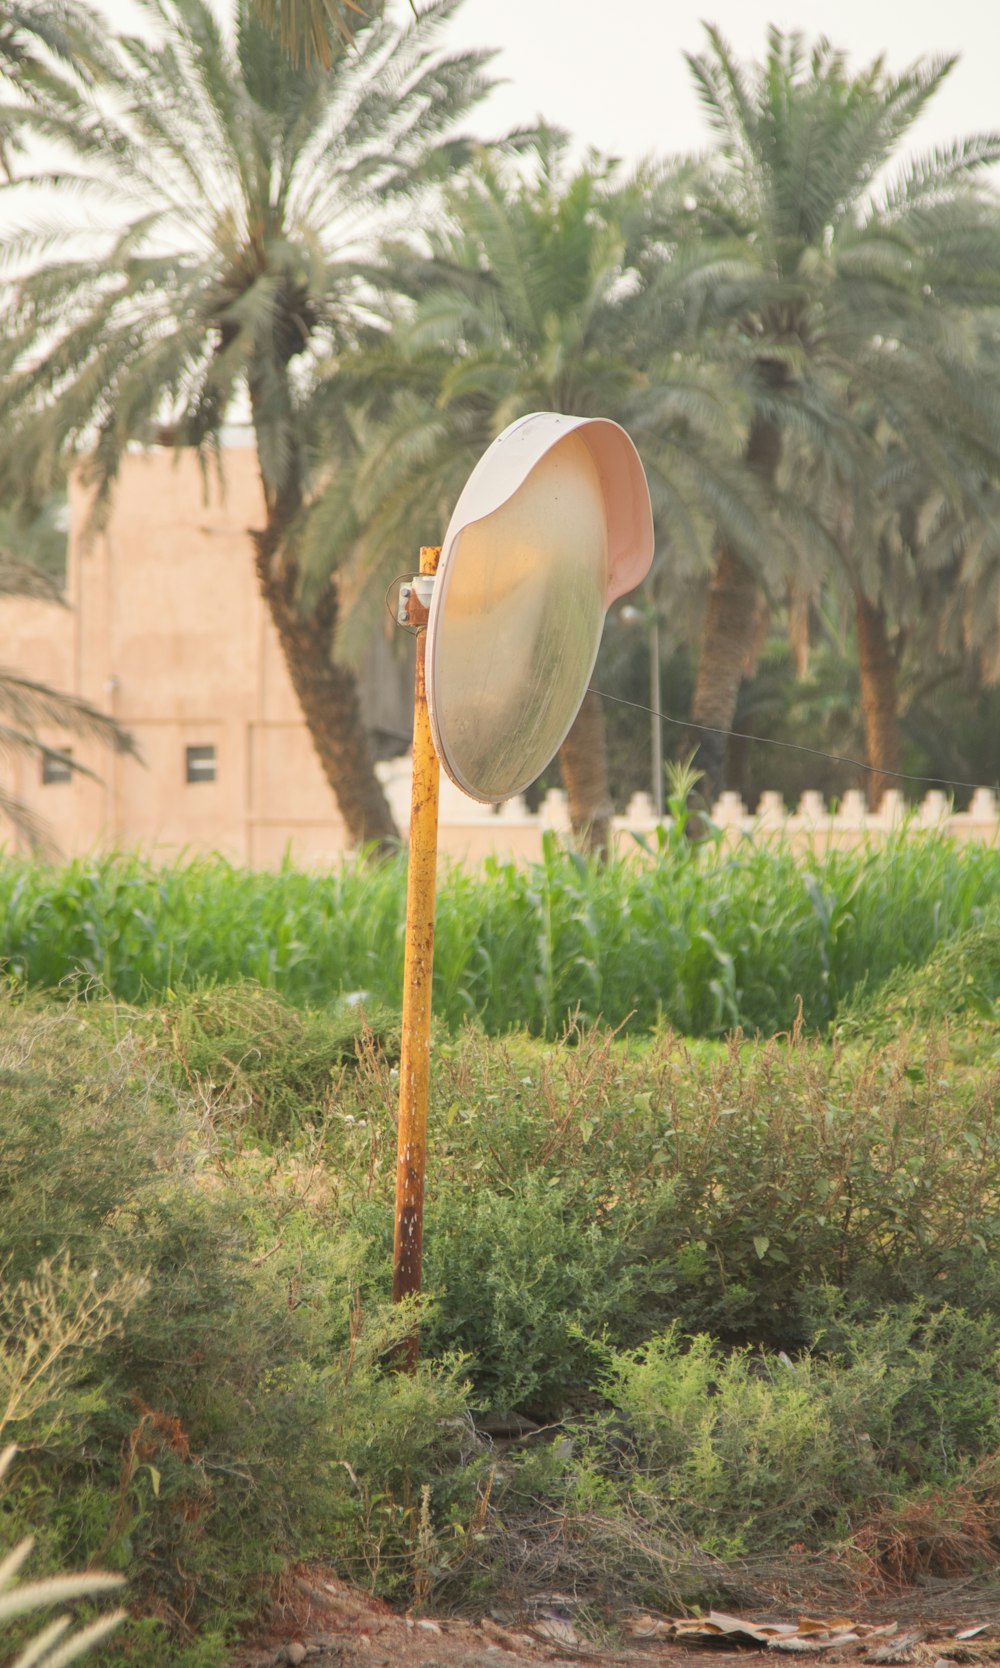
626, 1612, 900, 1651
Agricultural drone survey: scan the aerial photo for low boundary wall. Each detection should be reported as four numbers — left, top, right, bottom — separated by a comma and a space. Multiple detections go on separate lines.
373, 764, 1000, 864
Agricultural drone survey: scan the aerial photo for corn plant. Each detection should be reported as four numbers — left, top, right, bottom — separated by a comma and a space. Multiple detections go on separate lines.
0, 834, 997, 1035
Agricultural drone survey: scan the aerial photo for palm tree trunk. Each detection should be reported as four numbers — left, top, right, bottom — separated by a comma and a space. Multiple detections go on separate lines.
559, 691, 613, 858
855, 590, 901, 809
688, 543, 760, 804
689, 401, 784, 805
253, 521, 398, 854
248, 371, 398, 855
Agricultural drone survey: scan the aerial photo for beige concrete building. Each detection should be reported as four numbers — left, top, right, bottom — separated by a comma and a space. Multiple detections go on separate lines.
0, 441, 416, 865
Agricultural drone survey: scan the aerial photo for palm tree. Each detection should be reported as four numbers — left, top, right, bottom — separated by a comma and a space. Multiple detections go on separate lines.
0, 493, 68, 581
302, 133, 766, 850
849, 357, 1000, 803
0, 1, 106, 88
679, 27, 1000, 801
0, 0, 494, 850
776, 295, 1000, 803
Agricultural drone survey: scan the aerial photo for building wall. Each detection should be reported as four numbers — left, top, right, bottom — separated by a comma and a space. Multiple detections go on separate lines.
1, 444, 360, 863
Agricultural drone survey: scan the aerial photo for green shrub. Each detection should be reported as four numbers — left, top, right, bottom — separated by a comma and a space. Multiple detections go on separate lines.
351, 1023, 1000, 1354
563, 1304, 1000, 1563
611, 1033, 1000, 1347
421, 1173, 637, 1415
596, 1328, 854, 1556
806, 1301, 1000, 1475
1, 1446, 126, 1668
6, 976, 1000, 1646
312, 1018, 1000, 1406
0, 993, 477, 1661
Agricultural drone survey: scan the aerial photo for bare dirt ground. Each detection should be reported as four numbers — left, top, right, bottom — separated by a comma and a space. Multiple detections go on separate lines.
229, 1569, 1000, 1668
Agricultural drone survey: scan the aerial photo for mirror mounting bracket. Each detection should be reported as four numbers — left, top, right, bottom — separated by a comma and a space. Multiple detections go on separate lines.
396, 573, 437, 631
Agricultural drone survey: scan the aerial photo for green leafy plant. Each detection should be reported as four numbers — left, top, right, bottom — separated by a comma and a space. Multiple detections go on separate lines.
1, 1445, 126, 1668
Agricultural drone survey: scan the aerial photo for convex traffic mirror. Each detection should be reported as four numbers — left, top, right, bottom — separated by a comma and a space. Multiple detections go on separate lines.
425, 412, 654, 802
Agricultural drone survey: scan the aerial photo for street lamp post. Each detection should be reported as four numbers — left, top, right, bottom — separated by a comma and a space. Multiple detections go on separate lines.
621, 602, 664, 819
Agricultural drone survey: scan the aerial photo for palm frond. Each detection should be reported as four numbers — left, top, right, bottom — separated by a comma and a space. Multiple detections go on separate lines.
0, 672, 137, 758
0, 556, 66, 603
877, 133, 1000, 219
253, 0, 376, 69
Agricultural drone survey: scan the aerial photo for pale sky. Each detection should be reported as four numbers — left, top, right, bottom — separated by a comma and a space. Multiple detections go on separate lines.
89, 0, 999, 172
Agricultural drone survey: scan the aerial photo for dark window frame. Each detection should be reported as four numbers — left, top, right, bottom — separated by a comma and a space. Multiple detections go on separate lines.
185, 744, 217, 784
41, 749, 73, 786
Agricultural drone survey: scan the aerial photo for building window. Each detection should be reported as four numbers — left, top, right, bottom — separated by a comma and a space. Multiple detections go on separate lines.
41, 749, 73, 785
185, 744, 217, 784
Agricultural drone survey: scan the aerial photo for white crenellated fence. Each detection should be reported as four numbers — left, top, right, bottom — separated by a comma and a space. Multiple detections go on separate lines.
375, 760, 1000, 863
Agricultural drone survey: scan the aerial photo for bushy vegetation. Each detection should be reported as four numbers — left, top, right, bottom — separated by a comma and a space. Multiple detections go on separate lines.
4, 910, 1000, 1661
0, 991, 474, 1662
0, 1441, 126, 1668
1, 831, 999, 1035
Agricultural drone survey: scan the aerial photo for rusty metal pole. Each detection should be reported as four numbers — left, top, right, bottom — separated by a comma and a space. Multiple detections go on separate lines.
392, 545, 441, 1369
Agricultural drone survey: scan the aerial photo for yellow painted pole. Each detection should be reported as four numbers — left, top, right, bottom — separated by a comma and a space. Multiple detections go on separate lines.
392, 545, 441, 1368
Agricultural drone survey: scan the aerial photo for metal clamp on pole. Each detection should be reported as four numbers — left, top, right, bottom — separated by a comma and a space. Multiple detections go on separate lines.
396, 573, 437, 631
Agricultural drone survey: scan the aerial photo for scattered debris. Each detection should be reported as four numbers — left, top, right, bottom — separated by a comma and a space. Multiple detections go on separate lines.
480, 1618, 537, 1651
866, 1631, 924, 1664
626, 1612, 901, 1652
235, 1571, 1000, 1668
530, 1617, 583, 1647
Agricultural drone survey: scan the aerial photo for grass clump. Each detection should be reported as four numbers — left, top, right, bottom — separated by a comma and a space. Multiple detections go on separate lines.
837, 910, 1000, 1046
141, 983, 400, 1137
596, 1307, 1000, 1558
0, 1443, 127, 1668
